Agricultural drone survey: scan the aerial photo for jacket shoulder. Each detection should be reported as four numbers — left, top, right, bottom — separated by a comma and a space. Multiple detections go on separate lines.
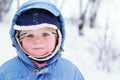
0, 56, 22, 73
58, 57, 78, 68
55, 57, 84, 80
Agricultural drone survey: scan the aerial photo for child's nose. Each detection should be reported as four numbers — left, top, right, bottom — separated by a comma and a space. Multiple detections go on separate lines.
34, 36, 44, 44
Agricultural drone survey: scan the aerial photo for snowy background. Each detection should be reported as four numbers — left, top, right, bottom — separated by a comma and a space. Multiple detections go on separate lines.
1, 0, 120, 80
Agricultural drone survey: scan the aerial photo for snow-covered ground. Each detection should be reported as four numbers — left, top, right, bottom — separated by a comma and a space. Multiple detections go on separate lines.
1, 0, 120, 80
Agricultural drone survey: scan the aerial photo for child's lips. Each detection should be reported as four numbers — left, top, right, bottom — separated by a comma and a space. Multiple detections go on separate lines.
33, 47, 45, 50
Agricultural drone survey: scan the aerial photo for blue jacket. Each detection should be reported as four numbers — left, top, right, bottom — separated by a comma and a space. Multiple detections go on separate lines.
0, 0, 84, 80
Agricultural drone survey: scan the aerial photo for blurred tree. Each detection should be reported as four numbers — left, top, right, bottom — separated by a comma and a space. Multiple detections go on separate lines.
86, 18, 120, 73
0, 0, 13, 22
78, 0, 101, 35
79, 0, 120, 73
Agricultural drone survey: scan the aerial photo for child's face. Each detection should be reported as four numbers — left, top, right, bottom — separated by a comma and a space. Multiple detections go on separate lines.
21, 28, 56, 57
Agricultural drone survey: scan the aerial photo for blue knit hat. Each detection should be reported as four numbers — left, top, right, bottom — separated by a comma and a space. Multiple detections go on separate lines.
16, 9, 60, 29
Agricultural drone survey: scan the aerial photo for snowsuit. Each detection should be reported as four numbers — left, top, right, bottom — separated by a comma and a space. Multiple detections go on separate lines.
0, 0, 84, 80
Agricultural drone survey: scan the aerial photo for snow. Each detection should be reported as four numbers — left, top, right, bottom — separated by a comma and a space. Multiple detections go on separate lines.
1, 0, 120, 80
1, 19, 120, 80
0, 23, 16, 65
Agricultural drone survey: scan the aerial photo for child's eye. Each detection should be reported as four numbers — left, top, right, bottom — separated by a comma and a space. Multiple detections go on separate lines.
42, 33, 50, 37
25, 34, 34, 38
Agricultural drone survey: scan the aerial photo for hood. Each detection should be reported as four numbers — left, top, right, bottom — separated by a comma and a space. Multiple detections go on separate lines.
10, 0, 65, 66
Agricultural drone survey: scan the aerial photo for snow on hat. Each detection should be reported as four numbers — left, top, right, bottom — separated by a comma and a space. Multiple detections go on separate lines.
14, 9, 62, 62
15, 9, 60, 29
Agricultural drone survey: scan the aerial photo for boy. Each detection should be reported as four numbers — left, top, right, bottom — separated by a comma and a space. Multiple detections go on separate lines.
0, 0, 84, 80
